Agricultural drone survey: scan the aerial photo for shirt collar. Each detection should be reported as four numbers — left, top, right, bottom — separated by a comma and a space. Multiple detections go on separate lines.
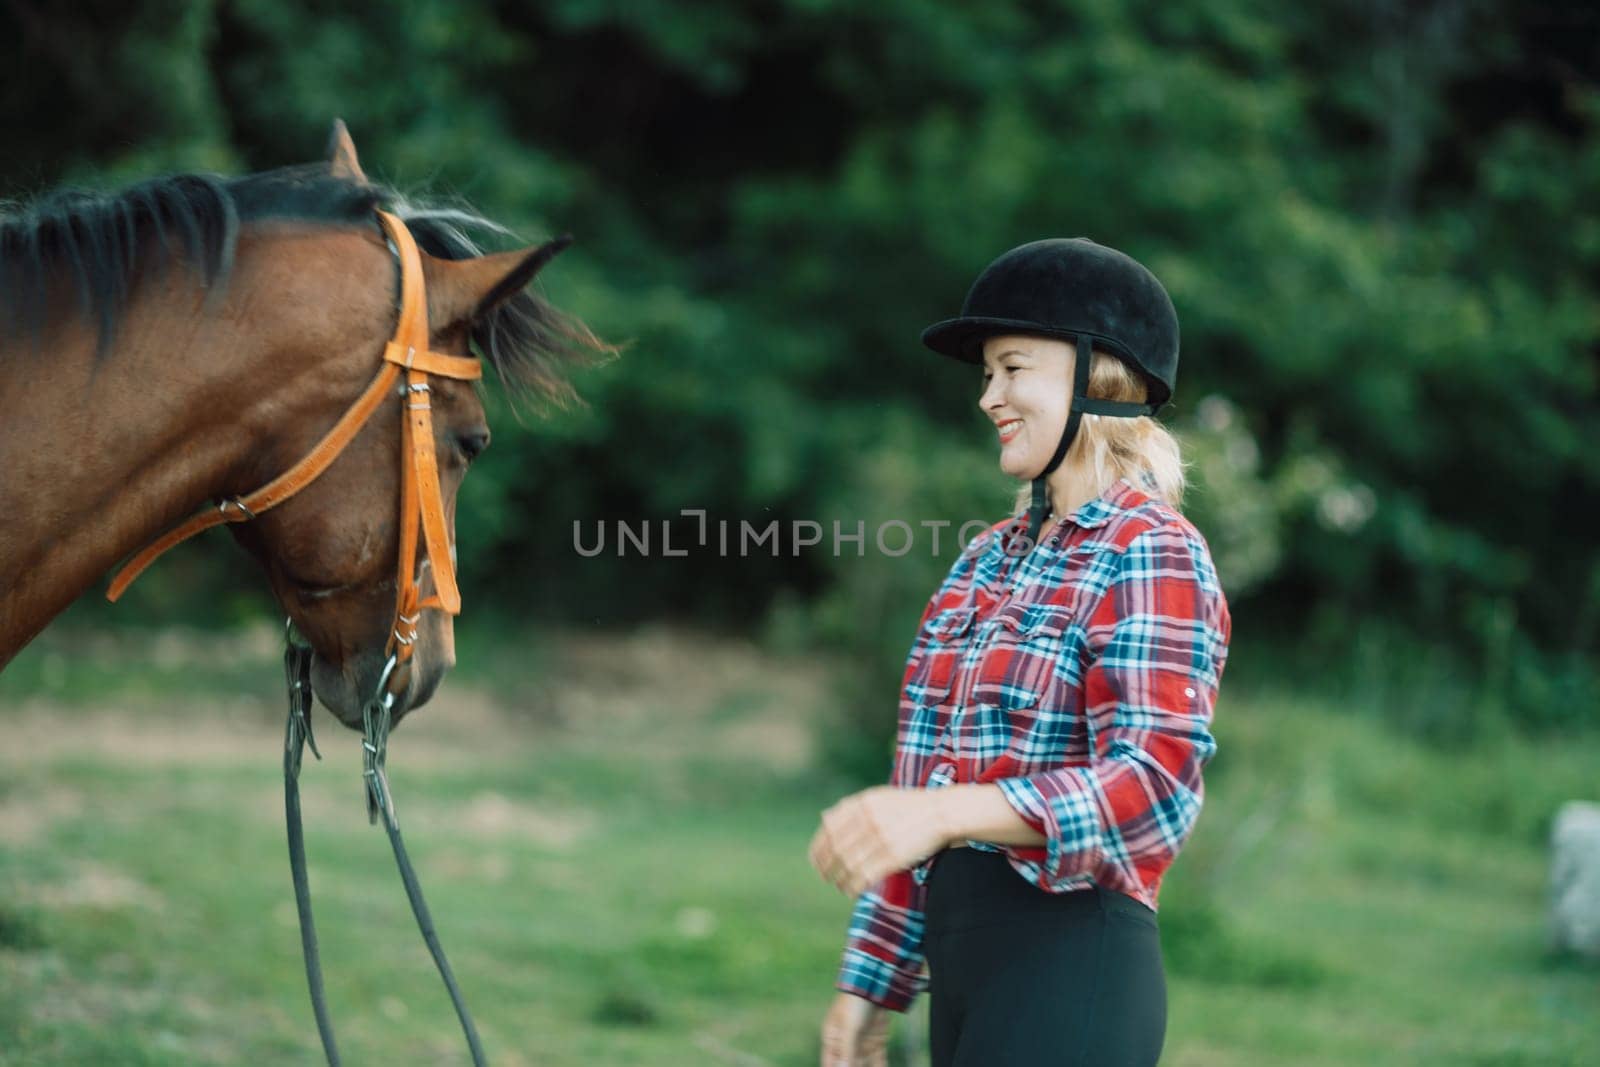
1071, 477, 1145, 529
1018, 476, 1144, 536
987, 478, 1148, 562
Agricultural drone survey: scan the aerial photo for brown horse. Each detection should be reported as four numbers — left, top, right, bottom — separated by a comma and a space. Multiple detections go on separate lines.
0, 124, 605, 726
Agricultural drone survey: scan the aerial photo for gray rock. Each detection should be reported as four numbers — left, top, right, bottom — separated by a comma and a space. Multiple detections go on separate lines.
1551, 800, 1600, 958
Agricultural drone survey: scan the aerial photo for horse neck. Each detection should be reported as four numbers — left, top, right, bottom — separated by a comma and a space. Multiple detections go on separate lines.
0, 265, 315, 665
0, 223, 396, 668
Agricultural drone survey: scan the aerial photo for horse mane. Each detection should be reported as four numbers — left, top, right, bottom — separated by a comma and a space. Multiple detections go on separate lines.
0, 164, 607, 408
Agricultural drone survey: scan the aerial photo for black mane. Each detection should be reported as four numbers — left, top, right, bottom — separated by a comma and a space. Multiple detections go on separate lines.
0, 165, 605, 406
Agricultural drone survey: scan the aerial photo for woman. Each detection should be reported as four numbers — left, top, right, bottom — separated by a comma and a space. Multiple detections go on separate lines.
808, 238, 1232, 1066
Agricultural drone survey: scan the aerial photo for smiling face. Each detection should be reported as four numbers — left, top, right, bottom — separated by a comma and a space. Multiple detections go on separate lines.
978, 334, 1077, 480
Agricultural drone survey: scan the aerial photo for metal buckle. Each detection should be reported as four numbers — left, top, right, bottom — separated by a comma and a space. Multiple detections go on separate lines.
392, 610, 421, 648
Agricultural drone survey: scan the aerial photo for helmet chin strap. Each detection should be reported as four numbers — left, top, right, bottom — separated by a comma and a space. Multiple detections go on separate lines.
1022, 333, 1160, 548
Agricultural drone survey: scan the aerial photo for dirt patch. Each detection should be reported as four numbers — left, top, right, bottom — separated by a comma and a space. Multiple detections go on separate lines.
536, 625, 828, 768
27, 859, 166, 914
0, 784, 85, 845
0, 697, 284, 769
451, 790, 596, 847
2, 625, 831, 775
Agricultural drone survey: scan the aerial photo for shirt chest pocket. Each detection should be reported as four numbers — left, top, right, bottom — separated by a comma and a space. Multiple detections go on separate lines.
903, 607, 974, 709
969, 602, 1075, 713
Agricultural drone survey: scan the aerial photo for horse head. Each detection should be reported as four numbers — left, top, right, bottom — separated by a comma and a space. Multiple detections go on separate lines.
61, 123, 604, 729
225, 124, 594, 728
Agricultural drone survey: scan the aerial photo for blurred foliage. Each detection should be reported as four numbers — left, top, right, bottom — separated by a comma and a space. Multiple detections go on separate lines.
2, 0, 1596, 738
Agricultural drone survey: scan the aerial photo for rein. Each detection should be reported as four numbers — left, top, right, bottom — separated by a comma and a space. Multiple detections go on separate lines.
286, 629, 487, 1066
107, 210, 490, 1065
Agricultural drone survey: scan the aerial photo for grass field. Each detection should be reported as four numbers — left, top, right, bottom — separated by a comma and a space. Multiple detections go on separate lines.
2, 621, 1597, 1065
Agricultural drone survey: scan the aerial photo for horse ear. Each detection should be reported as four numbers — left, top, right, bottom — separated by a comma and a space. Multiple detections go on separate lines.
423, 236, 574, 331
327, 119, 367, 182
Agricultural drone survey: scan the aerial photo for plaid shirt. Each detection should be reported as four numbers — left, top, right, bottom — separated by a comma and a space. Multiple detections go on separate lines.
836, 478, 1231, 1011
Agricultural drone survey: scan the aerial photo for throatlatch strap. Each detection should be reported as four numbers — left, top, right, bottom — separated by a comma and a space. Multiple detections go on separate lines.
106, 362, 402, 601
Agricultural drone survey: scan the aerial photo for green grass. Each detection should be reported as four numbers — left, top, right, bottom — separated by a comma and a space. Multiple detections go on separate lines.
2, 624, 1597, 1065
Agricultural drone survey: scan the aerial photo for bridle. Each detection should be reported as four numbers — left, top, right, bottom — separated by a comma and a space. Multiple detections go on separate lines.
107, 208, 477, 664
106, 210, 489, 1065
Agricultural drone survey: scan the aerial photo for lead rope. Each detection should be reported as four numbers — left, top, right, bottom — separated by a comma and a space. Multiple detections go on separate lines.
285, 628, 489, 1066
284, 630, 339, 1065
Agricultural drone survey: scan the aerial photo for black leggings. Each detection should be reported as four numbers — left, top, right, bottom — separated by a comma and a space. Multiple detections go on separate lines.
923, 848, 1167, 1066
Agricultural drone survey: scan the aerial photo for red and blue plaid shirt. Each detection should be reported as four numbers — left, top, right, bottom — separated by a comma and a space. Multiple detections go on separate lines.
836, 478, 1232, 1011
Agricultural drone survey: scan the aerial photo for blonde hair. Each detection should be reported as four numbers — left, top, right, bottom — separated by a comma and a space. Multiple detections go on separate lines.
1012, 349, 1187, 513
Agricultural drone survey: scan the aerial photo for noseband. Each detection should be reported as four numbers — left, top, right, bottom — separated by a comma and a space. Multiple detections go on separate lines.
106, 210, 490, 1065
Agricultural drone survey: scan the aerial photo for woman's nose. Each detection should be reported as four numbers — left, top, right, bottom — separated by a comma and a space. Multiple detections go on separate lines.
979, 378, 1004, 412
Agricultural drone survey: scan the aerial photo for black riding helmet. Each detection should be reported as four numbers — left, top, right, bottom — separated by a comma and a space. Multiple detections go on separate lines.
921, 238, 1179, 548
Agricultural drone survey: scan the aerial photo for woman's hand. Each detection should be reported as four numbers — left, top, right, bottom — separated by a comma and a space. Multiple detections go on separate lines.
809, 786, 955, 897
820, 991, 891, 1066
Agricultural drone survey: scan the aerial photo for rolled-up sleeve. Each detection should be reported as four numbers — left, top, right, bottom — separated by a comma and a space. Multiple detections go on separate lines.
835, 867, 928, 1011
995, 523, 1230, 896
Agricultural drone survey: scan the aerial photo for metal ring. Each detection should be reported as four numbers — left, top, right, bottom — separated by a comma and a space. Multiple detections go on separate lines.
218, 497, 256, 520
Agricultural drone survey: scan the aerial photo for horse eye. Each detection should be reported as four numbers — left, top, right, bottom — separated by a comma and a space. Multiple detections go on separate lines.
456, 430, 490, 463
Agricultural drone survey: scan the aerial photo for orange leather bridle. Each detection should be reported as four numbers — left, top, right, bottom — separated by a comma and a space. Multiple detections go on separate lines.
107, 210, 478, 670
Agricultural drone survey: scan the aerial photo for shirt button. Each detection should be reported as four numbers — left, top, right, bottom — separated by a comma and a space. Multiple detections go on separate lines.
1184, 687, 1197, 698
